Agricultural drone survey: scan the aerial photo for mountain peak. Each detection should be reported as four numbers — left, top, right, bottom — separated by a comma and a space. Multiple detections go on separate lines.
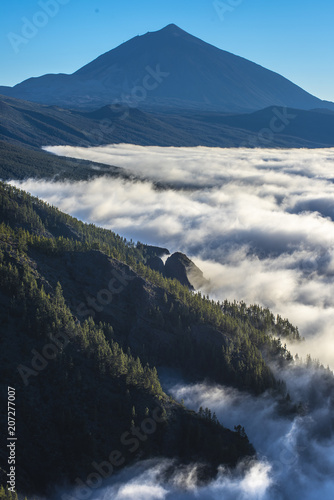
153, 23, 188, 37
161, 23, 182, 32
1, 25, 333, 113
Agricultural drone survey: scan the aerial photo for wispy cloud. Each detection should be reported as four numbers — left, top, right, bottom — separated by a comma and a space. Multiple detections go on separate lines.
164, 366, 334, 500
63, 363, 334, 499
68, 457, 273, 500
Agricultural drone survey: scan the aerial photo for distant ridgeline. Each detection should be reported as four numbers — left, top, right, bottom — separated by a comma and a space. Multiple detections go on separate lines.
0, 181, 303, 495
1, 23, 334, 153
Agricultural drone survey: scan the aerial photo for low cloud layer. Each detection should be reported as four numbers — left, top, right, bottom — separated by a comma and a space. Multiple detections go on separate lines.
18, 144, 334, 369
165, 367, 334, 500
86, 458, 272, 500
61, 365, 334, 500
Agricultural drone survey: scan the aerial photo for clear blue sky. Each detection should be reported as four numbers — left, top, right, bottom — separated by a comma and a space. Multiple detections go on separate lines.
1, 0, 333, 101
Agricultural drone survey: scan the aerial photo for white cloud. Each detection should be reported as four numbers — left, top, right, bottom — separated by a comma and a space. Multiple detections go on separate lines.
12, 145, 334, 371
165, 372, 334, 500
89, 458, 273, 500
25, 144, 334, 500
82, 364, 334, 500
115, 483, 167, 500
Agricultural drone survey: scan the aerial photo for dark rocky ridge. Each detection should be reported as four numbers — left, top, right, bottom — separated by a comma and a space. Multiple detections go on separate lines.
30, 249, 216, 377
164, 252, 208, 290
2, 94, 334, 153
143, 248, 209, 290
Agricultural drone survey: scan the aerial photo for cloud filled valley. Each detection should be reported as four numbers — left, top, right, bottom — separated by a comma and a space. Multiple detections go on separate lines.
9, 144, 334, 499
15, 144, 334, 369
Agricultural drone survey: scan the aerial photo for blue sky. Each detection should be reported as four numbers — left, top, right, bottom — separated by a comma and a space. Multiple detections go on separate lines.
1, 0, 333, 101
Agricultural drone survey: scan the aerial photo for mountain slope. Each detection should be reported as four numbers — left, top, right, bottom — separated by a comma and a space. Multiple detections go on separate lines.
0, 181, 260, 494
0, 181, 299, 392
0, 140, 126, 181
1, 24, 333, 112
0, 179, 303, 494
160, 106, 334, 148
0, 95, 194, 150
2, 95, 334, 152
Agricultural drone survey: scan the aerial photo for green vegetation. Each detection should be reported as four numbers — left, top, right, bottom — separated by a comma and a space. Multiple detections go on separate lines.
0, 181, 258, 494
0, 140, 124, 182
1, 94, 333, 499
1, 94, 334, 152
0, 486, 19, 500
0, 181, 297, 395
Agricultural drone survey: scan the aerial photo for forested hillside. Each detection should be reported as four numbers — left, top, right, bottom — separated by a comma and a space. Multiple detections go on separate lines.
0, 140, 124, 181
0, 181, 301, 494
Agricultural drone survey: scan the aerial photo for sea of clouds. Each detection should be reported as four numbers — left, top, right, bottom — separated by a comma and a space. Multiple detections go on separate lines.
10, 144, 334, 499
16, 144, 334, 369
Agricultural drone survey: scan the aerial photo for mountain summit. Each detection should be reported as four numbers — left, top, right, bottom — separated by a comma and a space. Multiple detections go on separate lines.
1, 24, 333, 112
